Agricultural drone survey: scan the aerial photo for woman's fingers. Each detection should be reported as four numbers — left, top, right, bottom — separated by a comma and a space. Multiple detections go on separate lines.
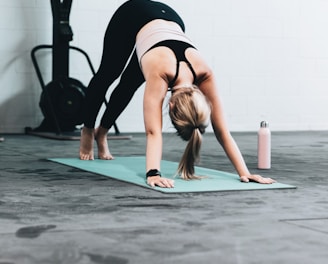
147, 177, 175, 188
240, 176, 249, 183
240, 174, 276, 184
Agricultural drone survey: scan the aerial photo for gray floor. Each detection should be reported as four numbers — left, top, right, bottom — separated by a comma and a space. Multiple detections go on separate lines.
0, 131, 327, 264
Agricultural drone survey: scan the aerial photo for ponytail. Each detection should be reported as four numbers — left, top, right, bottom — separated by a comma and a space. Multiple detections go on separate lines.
177, 128, 203, 179
169, 86, 211, 180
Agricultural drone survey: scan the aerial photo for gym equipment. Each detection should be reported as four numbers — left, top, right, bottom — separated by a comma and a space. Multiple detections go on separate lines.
49, 157, 296, 193
27, 0, 124, 138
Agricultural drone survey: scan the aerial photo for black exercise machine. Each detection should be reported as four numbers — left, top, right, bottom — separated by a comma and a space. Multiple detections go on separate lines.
27, 0, 126, 139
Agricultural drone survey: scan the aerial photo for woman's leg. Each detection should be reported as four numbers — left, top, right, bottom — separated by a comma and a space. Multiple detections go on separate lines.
100, 51, 145, 129
83, 0, 185, 129
82, 2, 139, 129
80, 1, 142, 160
94, 51, 145, 159
80, 0, 186, 159
82, 0, 185, 129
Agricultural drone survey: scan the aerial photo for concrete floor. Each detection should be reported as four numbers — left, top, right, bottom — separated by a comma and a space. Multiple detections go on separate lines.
0, 131, 327, 264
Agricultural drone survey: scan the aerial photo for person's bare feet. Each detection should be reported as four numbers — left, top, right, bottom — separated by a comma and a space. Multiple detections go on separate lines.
79, 127, 95, 160
95, 126, 114, 160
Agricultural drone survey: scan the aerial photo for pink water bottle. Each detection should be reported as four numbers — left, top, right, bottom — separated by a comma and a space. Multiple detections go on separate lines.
257, 121, 271, 169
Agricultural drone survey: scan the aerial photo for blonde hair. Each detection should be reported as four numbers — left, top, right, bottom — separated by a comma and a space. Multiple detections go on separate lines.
169, 85, 211, 180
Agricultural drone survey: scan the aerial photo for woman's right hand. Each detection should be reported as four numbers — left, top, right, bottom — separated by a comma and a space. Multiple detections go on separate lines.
147, 176, 175, 188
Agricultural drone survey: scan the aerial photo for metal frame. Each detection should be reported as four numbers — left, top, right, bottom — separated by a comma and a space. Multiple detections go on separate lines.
30, 0, 121, 135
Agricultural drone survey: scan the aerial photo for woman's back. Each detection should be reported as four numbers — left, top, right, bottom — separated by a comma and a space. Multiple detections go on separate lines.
138, 20, 212, 89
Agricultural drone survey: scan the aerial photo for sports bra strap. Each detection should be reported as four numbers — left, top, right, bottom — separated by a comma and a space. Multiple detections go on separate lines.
168, 61, 197, 88
145, 40, 197, 88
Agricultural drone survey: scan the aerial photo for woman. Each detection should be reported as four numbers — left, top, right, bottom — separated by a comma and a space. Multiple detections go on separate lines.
79, 0, 275, 188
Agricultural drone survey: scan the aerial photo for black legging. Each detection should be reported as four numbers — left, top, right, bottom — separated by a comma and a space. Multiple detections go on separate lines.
83, 0, 185, 129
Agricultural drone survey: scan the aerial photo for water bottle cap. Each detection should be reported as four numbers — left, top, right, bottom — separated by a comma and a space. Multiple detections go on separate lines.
260, 121, 269, 128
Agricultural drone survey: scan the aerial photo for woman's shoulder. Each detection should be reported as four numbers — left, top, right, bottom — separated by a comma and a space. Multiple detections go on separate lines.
141, 47, 177, 76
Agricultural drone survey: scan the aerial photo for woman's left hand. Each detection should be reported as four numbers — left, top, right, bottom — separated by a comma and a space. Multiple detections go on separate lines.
240, 174, 276, 184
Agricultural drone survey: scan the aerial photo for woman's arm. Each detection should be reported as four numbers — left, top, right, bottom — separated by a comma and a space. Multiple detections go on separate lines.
143, 74, 175, 188
199, 73, 275, 184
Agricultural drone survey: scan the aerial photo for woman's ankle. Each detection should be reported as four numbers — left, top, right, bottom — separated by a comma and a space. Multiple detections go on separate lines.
82, 126, 95, 134
95, 126, 109, 138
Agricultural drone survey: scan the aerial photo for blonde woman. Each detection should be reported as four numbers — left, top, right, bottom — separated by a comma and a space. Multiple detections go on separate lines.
79, 0, 275, 188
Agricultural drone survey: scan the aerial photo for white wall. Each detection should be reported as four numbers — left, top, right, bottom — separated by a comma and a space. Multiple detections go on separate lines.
1, 0, 328, 133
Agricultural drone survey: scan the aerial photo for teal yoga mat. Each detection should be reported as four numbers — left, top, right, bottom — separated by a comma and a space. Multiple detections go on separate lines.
49, 157, 296, 193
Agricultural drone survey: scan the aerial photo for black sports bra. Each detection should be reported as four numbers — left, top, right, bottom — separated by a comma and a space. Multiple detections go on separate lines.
147, 40, 197, 88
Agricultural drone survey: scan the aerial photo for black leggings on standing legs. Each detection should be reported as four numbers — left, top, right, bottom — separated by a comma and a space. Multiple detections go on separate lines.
82, 0, 185, 129
99, 51, 145, 129
82, 1, 145, 129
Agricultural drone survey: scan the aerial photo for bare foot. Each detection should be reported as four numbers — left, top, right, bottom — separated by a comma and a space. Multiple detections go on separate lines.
79, 127, 95, 160
95, 126, 114, 160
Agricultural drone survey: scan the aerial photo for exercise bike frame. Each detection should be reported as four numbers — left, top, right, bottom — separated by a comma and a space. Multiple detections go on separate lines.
30, 0, 121, 136
31, 45, 121, 135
